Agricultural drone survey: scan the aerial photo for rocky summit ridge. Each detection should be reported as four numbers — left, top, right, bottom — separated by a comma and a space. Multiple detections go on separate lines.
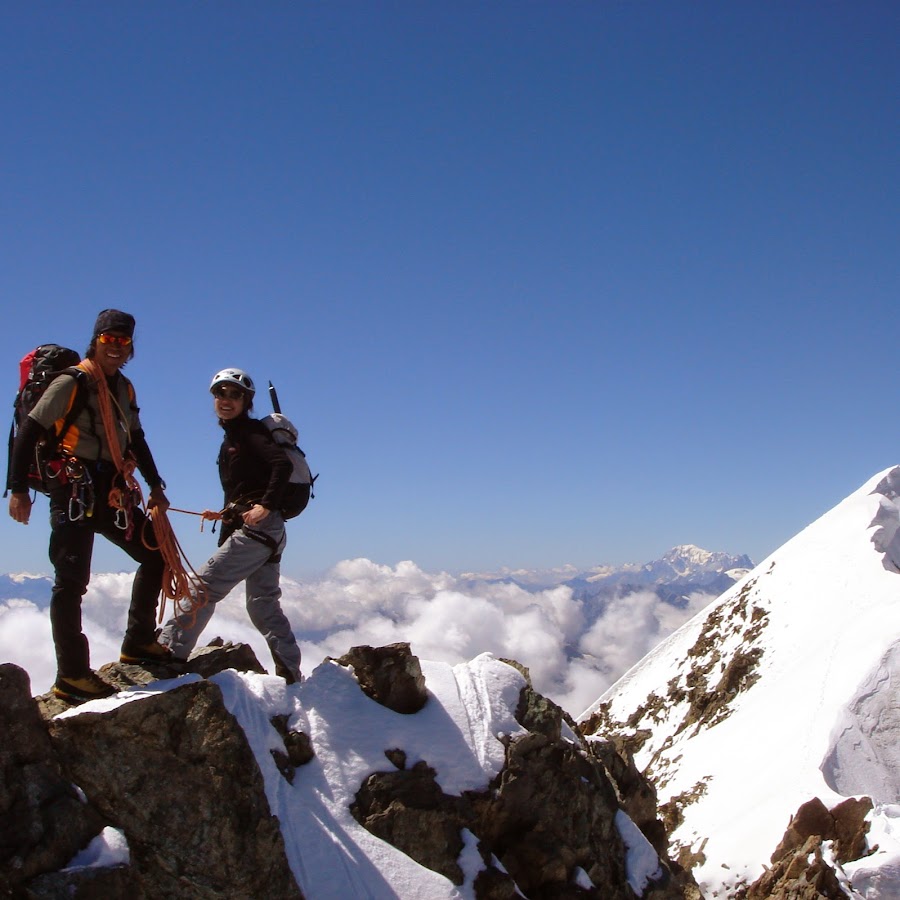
1, 641, 701, 899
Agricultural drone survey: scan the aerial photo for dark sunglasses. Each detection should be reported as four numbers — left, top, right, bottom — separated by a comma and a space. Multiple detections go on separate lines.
98, 333, 133, 347
213, 385, 245, 400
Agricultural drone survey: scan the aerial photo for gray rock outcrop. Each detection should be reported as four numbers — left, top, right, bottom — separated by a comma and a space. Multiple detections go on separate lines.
2, 646, 301, 899
741, 796, 874, 899
0, 664, 104, 894
3, 641, 700, 899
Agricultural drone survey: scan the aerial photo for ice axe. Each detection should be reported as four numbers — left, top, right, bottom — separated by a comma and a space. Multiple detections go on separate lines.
268, 381, 281, 415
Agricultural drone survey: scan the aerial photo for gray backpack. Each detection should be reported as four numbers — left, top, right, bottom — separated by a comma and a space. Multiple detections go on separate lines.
260, 412, 315, 519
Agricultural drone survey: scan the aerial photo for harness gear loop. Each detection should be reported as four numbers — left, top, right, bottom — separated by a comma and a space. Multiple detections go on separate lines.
45, 456, 67, 485
59, 456, 94, 522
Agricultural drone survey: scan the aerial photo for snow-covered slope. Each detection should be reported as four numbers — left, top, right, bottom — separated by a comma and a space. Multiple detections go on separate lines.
580, 467, 900, 898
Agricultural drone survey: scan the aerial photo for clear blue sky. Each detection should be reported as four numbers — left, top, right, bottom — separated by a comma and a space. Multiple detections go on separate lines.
2, 2, 898, 578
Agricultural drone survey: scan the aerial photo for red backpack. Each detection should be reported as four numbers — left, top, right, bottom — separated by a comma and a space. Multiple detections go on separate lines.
4, 344, 87, 496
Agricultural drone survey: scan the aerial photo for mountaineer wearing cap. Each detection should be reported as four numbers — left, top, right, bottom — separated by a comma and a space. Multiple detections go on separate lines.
160, 368, 303, 684
7, 309, 172, 703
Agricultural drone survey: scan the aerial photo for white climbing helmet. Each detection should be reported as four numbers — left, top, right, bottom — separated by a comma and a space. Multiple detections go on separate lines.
209, 368, 256, 397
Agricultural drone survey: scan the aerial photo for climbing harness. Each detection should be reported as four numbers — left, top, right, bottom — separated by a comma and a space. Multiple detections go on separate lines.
220, 496, 284, 562
221, 500, 252, 528
80, 358, 208, 626
45, 456, 96, 523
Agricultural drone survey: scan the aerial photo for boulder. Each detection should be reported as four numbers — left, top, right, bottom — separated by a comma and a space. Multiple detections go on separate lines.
334, 642, 428, 713
47, 678, 302, 898
7, 643, 303, 898
0, 664, 104, 893
744, 795, 874, 899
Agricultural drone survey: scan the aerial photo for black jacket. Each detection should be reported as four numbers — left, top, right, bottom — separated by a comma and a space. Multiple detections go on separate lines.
218, 414, 292, 511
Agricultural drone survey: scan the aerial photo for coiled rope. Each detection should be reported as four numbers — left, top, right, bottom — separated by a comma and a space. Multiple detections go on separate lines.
81, 358, 208, 626
141, 508, 209, 626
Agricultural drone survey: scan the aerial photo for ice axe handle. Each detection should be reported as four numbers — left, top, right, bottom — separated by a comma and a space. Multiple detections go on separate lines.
268, 381, 281, 415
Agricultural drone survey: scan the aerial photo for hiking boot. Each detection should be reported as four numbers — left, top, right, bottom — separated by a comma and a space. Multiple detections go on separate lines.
120, 639, 174, 665
53, 672, 116, 704
273, 654, 301, 685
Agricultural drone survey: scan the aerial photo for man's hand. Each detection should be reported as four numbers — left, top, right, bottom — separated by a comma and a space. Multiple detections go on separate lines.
201, 509, 223, 522
9, 492, 32, 525
242, 504, 270, 526
147, 484, 170, 514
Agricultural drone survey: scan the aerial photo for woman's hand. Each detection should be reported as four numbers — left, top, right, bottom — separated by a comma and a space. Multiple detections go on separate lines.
242, 504, 270, 526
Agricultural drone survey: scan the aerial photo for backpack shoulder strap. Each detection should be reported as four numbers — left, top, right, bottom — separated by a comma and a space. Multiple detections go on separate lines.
251, 417, 279, 444
45, 368, 90, 456
4, 416, 15, 496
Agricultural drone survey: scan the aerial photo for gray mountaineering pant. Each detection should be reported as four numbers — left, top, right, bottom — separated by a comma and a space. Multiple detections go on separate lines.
160, 512, 302, 680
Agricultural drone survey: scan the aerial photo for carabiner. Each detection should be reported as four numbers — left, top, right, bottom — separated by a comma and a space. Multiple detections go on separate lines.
45, 458, 67, 483
68, 496, 85, 522
65, 459, 86, 482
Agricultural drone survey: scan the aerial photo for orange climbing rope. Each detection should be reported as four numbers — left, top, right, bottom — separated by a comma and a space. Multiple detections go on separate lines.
141, 507, 209, 626
81, 358, 208, 626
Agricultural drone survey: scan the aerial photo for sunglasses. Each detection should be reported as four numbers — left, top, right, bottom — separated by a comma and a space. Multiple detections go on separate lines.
213, 386, 245, 400
98, 333, 133, 347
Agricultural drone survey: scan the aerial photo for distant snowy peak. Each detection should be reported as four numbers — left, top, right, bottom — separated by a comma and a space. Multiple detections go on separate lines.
662, 543, 716, 565
647, 544, 754, 580
459, 546, 754, 594
561, 546, 754, 611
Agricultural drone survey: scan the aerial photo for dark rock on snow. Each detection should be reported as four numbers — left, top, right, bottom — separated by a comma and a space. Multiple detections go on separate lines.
739, 796, 874, 899
333, 641, 429, 714
2, 641, 699, 899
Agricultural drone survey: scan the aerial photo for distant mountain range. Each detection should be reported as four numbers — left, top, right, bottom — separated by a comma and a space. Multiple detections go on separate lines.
460, 543, 754, 614
1, 545, 754, 625
0, 573, 52, 608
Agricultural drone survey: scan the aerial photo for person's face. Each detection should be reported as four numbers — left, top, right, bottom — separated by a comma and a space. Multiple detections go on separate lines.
95, 332, 132, 376
213, 384, 246, 420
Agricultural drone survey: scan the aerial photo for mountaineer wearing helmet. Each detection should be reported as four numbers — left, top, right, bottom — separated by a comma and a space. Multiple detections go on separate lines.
160, 368, 303, 683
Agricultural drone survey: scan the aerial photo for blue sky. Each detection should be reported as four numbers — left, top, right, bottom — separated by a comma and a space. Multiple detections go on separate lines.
2, 2, 898, 579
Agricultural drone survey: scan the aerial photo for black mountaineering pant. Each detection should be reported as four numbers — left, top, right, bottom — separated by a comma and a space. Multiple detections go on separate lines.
47, 462, 164, 677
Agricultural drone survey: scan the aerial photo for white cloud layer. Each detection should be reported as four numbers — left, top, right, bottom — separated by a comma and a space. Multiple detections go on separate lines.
1, 559, 718, 716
